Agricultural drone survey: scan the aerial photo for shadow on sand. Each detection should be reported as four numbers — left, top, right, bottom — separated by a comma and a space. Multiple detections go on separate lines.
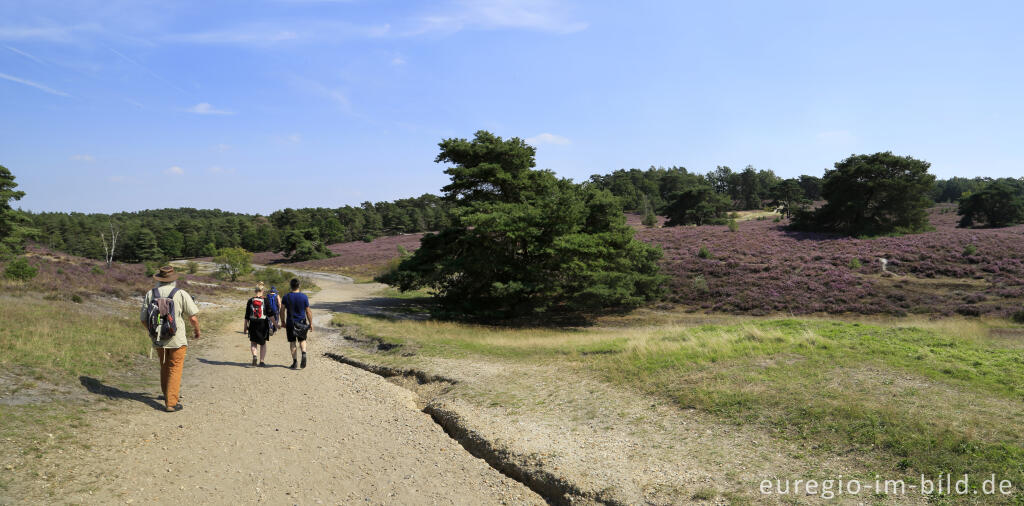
79, 376, 165, 411
311, 297, 431, 320
197, 358, 291, 369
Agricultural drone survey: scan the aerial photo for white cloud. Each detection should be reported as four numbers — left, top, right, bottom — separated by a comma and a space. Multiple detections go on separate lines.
163, 21, 389, 46
5, 45, 47, 65
526, 132, 570, 145
0, 25, 76, 42
0, 72, 70, 97
165, 166, 184, 176
70, 154, 95, 161
187, 102, 234, 115
411, 0, 587, 35
214, 143, 232, 152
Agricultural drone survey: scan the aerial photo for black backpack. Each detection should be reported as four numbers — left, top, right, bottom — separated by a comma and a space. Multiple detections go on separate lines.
145, 287, 180, 343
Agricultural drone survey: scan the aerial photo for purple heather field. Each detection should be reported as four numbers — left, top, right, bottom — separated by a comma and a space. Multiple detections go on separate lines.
636, 205, 1024, 316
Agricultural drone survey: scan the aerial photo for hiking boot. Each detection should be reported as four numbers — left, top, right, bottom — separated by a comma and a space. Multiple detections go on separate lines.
300, 354, 307, 369
165, 403, 183, 412
252, 357, 258, 366
258, 362, 266, 367
290, 359, 298, 369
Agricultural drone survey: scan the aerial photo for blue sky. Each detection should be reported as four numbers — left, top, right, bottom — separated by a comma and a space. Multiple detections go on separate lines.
2, 0, 1022, 213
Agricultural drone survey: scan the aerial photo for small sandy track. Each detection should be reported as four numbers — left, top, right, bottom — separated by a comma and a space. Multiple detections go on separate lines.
49, 277, 543, 505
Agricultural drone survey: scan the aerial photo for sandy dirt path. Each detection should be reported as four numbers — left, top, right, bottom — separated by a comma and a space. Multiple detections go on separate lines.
58, 276, 543, 505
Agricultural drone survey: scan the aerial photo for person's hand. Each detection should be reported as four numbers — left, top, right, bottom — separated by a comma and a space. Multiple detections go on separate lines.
193, 331, 202, 340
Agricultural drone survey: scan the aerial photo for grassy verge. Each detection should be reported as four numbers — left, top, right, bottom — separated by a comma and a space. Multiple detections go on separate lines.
0, 297, 150, 380
332, 312, 1024, 497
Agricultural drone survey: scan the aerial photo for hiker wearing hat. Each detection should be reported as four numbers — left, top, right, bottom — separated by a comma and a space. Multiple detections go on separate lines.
140, 265, 201, 412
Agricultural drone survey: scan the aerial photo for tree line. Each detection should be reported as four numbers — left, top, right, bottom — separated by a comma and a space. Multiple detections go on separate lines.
7, 158, 1024, 268
589, 163, 1024, 233
26, 195, 453, 263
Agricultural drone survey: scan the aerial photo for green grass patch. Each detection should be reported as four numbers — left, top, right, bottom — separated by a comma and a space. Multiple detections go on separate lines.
334, 312, 1024, 497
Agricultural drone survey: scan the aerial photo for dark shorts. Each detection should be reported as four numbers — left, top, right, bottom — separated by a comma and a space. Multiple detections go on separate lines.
286, 323, 308, 343
248, 319, 270, 344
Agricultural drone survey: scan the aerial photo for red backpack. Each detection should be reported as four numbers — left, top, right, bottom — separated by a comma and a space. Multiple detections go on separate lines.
248, 297, 266, 320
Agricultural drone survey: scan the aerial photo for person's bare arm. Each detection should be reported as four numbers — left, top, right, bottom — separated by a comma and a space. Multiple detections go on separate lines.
306, 307, 314, 333
190, 315, 201, 339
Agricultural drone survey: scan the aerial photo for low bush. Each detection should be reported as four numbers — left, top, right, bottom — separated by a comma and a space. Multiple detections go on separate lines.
4, 257, 38, 281
697, 245, 712, 259
254, 268, 295, 288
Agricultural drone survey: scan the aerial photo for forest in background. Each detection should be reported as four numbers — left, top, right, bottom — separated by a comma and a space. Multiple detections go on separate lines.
21, 164, 1024, 265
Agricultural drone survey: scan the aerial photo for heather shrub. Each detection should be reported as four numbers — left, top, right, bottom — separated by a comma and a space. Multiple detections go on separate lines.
90, 265, 104, 275
70, 294, 83, 303
1012, 310, 1024, 324
4, 257, 37, 281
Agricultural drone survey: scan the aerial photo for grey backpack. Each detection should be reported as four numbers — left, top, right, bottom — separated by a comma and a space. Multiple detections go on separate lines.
145, 287, 180, 343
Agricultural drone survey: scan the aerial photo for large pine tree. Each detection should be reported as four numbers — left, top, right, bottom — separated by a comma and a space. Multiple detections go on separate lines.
378, 131, 665, 319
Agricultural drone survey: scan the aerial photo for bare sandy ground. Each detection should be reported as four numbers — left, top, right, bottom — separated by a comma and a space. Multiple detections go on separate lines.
30, 276, 542, 505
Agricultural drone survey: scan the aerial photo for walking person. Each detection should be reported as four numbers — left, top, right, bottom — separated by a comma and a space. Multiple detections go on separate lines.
267, 285, 283, 334
281, 278, 313, 369
140, 265, 200, 412
243, 283, 275, 367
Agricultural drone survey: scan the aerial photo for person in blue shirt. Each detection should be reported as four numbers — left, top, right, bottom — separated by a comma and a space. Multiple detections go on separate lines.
281, 277, 314, 369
